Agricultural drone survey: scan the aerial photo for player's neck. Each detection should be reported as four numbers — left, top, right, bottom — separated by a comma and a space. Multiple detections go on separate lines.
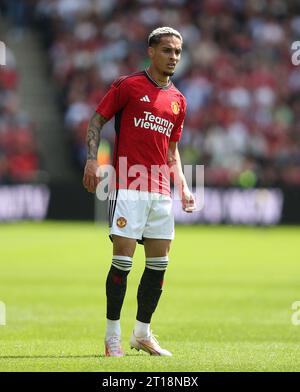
146, 66, 170, 87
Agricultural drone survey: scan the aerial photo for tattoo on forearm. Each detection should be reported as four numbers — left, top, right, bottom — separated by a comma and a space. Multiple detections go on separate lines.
86, 113, 108, 160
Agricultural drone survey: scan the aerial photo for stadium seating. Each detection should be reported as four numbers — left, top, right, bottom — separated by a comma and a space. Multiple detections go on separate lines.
30, 0, 300, 186
0, 47, 40, 184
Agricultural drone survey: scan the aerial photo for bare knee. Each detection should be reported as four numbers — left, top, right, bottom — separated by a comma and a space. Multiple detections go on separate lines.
144, 239, 171, 258
112, 235, 136, 257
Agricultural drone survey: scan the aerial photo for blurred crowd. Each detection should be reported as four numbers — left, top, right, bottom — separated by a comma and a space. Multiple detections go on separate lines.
3, 0, 300, 186
0, 46, 41, 183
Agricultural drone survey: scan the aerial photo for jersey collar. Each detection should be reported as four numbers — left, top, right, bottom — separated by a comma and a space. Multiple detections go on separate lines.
144, 69, 172, 90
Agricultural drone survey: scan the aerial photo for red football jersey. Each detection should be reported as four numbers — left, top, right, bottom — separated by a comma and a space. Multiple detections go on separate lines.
96, 70, 186, 195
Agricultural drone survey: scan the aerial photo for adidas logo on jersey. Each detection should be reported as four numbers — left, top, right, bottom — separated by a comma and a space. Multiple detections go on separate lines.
140, 95, 151, 102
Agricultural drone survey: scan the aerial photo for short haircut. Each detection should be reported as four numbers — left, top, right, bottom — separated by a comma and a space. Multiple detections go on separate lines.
148, 26, 183, 47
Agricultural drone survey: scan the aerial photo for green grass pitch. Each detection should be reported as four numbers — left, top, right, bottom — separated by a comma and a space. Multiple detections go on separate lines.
0, 222, 299, 372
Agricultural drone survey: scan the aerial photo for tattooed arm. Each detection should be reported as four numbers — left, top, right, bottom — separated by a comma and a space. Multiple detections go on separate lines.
83, 112, 108, 193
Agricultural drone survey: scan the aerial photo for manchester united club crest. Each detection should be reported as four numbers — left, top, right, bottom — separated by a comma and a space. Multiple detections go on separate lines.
117, 217, 127, 228
171, 101, 180, 115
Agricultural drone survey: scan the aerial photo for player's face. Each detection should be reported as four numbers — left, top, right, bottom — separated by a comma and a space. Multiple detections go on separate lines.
148, 36, 182, 77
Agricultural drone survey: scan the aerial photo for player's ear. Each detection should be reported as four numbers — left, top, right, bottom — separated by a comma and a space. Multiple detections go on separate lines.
148, 46, 155, 59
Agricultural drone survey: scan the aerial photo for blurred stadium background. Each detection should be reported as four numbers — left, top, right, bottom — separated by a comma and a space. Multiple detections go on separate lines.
1, 0, 300, 372
1, 0, 300, 223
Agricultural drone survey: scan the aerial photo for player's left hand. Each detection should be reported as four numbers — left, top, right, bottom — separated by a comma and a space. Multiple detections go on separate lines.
181, 186, 196, 213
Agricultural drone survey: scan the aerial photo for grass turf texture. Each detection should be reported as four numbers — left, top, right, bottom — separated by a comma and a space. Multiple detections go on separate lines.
0, 222, 299, 372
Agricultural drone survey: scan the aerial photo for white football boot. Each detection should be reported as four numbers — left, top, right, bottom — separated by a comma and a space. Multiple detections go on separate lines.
130, 331, 172, 356
105, 335, 124, 357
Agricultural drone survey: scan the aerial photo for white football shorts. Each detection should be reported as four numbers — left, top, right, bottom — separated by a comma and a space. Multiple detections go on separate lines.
108, 189, 174, 242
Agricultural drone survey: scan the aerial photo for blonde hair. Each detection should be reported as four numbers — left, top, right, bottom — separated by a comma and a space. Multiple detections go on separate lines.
148, 27, 183, 47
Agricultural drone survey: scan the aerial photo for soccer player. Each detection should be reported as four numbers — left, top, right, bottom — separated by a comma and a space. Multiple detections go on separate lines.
83, 27, 195, 357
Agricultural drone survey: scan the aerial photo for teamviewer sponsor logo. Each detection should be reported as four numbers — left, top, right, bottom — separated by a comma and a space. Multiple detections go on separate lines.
134, 111, 174, 137
0, 41, 6, 65
0, 301, 6, 326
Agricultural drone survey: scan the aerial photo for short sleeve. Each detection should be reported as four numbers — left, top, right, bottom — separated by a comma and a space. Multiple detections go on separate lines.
96, 77, 129, 120
170, 97, 186, 142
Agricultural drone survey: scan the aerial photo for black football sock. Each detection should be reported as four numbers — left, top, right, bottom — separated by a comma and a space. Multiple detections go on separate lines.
136, 267, 166, 324
106, 265, 130, 320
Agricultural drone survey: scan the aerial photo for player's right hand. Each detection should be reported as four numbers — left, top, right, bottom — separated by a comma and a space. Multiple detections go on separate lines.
83, 159, 100, 193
